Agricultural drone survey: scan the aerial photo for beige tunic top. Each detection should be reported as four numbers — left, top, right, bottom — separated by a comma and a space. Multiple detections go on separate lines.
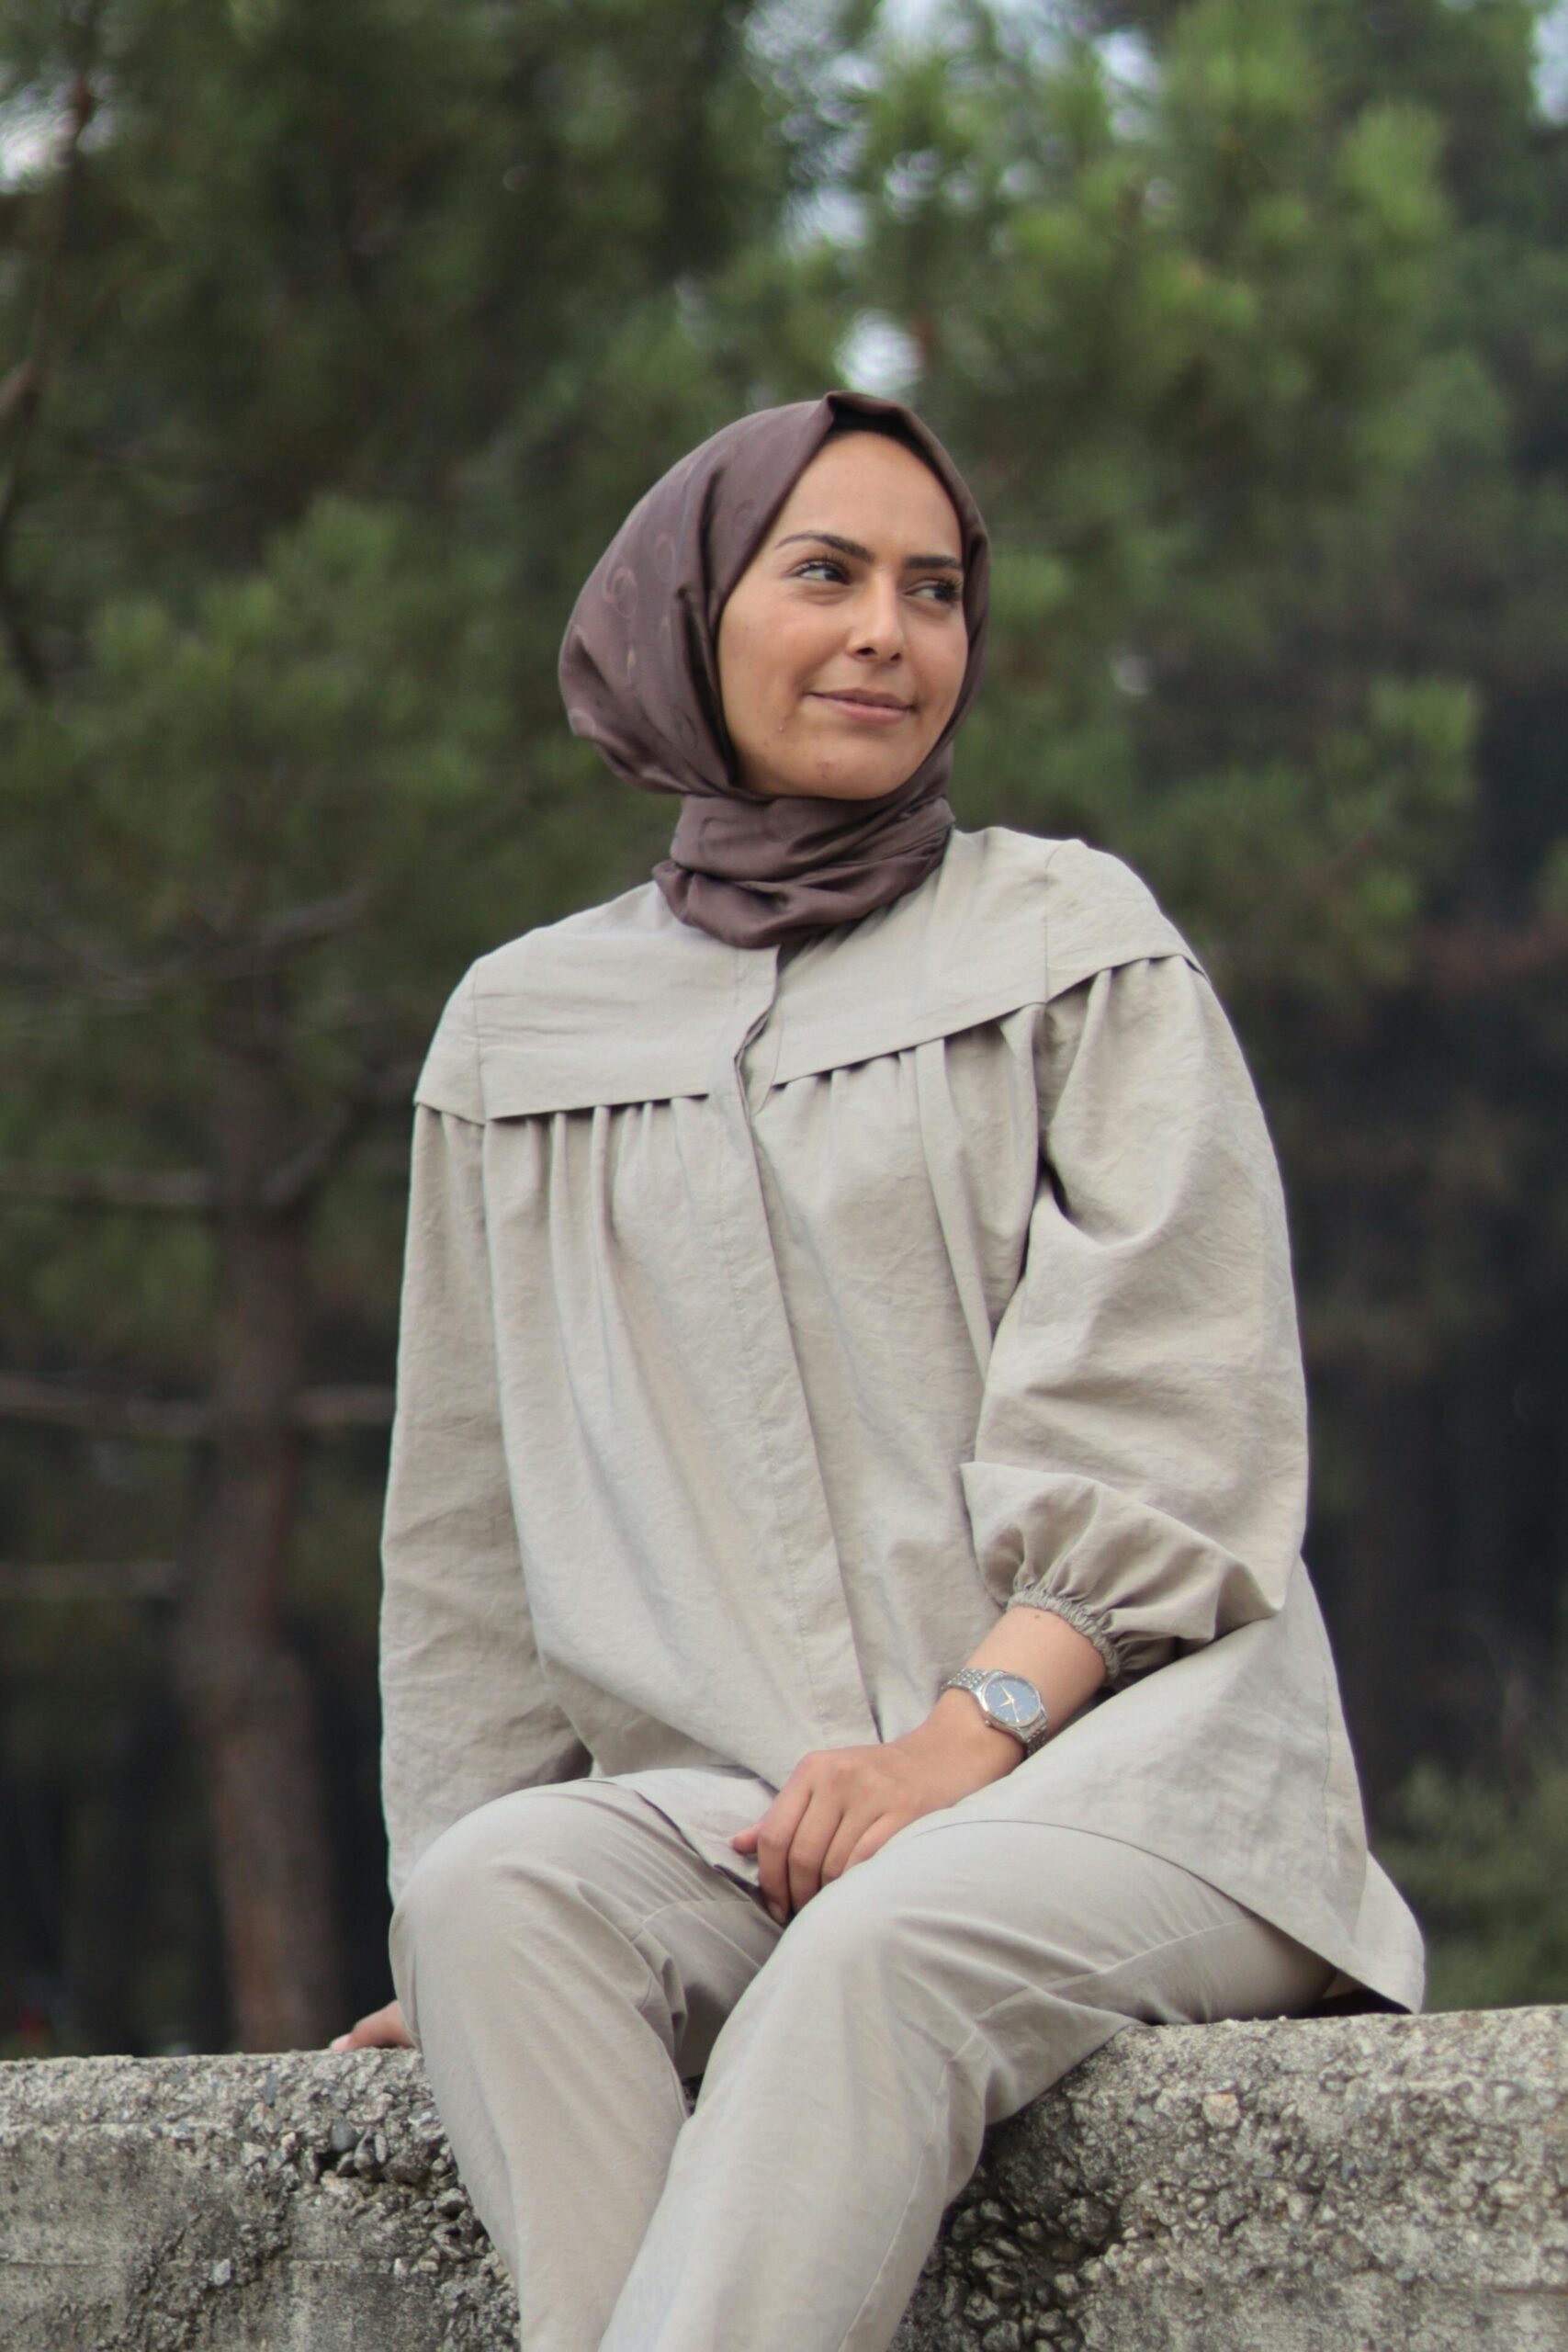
380, 826, 1425, 2012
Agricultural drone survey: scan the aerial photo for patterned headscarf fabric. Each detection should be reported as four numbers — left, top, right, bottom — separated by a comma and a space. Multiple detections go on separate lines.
558, 390, 991, 948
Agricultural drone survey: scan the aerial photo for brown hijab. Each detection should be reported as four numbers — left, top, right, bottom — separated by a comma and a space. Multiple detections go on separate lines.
558, 390, 991, 949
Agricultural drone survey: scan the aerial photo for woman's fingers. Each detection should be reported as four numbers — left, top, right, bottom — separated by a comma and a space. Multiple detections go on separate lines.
784, 1785, 847, 1917
783, 1769, 895, 1913
841, 1815, 899, 1874
329, 1997, 413, 2052
742, 1744, 936, 1921
752, 1773, 815, 1922
820, 1799, 893, 1888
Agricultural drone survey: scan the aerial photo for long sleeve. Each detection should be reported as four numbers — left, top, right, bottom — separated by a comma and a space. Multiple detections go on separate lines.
379, 1093, 589, 1904
960, 951, 1308, 1688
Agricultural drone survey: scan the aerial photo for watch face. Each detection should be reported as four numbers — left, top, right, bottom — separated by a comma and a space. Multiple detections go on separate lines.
984, 1674, 1044, 1728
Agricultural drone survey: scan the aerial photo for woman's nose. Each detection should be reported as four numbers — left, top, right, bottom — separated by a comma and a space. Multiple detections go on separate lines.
847, 574, 906, 659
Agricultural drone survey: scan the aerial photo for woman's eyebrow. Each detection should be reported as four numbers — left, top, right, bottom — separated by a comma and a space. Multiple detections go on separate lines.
774, 530, 964, 572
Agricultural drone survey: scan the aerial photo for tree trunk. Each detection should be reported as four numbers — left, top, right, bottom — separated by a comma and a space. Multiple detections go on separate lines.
171, 998, 344, 2052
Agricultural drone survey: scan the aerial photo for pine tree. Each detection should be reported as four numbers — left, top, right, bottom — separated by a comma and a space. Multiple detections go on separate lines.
819, 0, 1568, 1815
5, 0, 1566, 2042
0, 0, 833, 2051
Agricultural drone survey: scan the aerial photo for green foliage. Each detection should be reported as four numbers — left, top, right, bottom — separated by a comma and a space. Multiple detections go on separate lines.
1382, 1752, 1568, 2010
830, 0, 1478, 1065
1, 0, 1566, 2038
0, 0, 828, 1410
0, 0, 842, 2047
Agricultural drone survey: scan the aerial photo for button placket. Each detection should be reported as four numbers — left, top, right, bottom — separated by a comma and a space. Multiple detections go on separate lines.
704, 952, 879, 1746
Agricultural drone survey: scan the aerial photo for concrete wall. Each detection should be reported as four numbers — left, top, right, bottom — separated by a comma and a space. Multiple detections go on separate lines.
2, 2006, 1564, 2350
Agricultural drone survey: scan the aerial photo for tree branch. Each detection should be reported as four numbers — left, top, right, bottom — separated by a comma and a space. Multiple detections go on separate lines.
256, 1097, 365, 1215
253, 883, 376, 958
0, 1160, 214, 1212
0, 1055, 412, 1222
0, 1559, 176, 1600
296, 1384, 394, 1430
1420, 913, 1568, 1000
260, 1058, 416, 1211
0, 1373, 393, 1438
194, 883, 378, 981
0, 912, 192, 1008
0, 1372, 212, 1440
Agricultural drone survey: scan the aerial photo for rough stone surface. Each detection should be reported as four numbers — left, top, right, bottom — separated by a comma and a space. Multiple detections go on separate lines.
1, 2007, 1564, 2350
898, 2005, 1568, 2352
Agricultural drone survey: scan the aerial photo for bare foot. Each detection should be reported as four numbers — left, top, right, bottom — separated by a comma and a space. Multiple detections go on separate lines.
329, 1997, 413, 2052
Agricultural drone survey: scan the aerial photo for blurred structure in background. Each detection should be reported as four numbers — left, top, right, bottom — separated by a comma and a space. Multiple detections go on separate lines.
0, 0, 1564, 2052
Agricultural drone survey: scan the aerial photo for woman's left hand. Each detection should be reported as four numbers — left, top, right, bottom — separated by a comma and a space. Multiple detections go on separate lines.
731, 1693, 1021, 1924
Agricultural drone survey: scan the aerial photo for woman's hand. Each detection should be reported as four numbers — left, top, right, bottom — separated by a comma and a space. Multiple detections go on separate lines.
731, 1693, 1019, 1924
329, 1997, 414, 2052
733, 1611, 1109, 1924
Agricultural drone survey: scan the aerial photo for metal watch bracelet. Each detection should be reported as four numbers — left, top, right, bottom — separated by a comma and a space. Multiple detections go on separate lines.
938, 1667, 1051, 1758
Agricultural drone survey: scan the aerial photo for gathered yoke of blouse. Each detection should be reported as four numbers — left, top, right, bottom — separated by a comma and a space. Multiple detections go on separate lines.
379, 826, 1424, 2014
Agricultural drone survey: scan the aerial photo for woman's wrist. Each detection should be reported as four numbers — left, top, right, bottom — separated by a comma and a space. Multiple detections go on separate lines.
956, 1605, 1108, 1736
903, 1688, 1025, 1786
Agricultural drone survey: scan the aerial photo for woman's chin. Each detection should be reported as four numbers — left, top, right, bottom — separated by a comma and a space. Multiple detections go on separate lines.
764, 761, 920, 803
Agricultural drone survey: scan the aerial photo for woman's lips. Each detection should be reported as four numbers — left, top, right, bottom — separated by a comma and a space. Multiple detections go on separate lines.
809, 690, 913, 725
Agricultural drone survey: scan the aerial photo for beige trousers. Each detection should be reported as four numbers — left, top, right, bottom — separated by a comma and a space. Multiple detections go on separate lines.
390, 1780, 1330, 2352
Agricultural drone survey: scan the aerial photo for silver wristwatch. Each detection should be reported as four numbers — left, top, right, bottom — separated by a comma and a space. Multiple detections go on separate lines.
939, 1668, 1050, 1758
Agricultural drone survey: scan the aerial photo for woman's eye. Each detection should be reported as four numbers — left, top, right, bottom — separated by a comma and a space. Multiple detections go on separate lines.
791, 560, 960, 604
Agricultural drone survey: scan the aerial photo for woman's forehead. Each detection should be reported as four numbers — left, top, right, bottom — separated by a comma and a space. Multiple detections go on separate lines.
767, 432, 964, 554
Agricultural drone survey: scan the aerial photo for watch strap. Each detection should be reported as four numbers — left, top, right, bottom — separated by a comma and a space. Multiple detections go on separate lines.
939, 1668, 1051, 1758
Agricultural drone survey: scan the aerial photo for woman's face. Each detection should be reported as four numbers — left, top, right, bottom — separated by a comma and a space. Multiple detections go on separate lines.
716, 431, 969, 802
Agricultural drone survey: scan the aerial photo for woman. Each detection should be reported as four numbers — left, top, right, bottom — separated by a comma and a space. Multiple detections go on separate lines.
341, 390, 1424, 2352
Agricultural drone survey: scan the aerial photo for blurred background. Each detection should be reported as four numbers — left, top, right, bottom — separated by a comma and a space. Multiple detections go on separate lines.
0, 0, 1564, 2057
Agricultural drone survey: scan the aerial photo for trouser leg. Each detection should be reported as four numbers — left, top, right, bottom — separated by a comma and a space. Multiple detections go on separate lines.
601, 1816, 1333, 2352
389, 1780, 778, 2352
